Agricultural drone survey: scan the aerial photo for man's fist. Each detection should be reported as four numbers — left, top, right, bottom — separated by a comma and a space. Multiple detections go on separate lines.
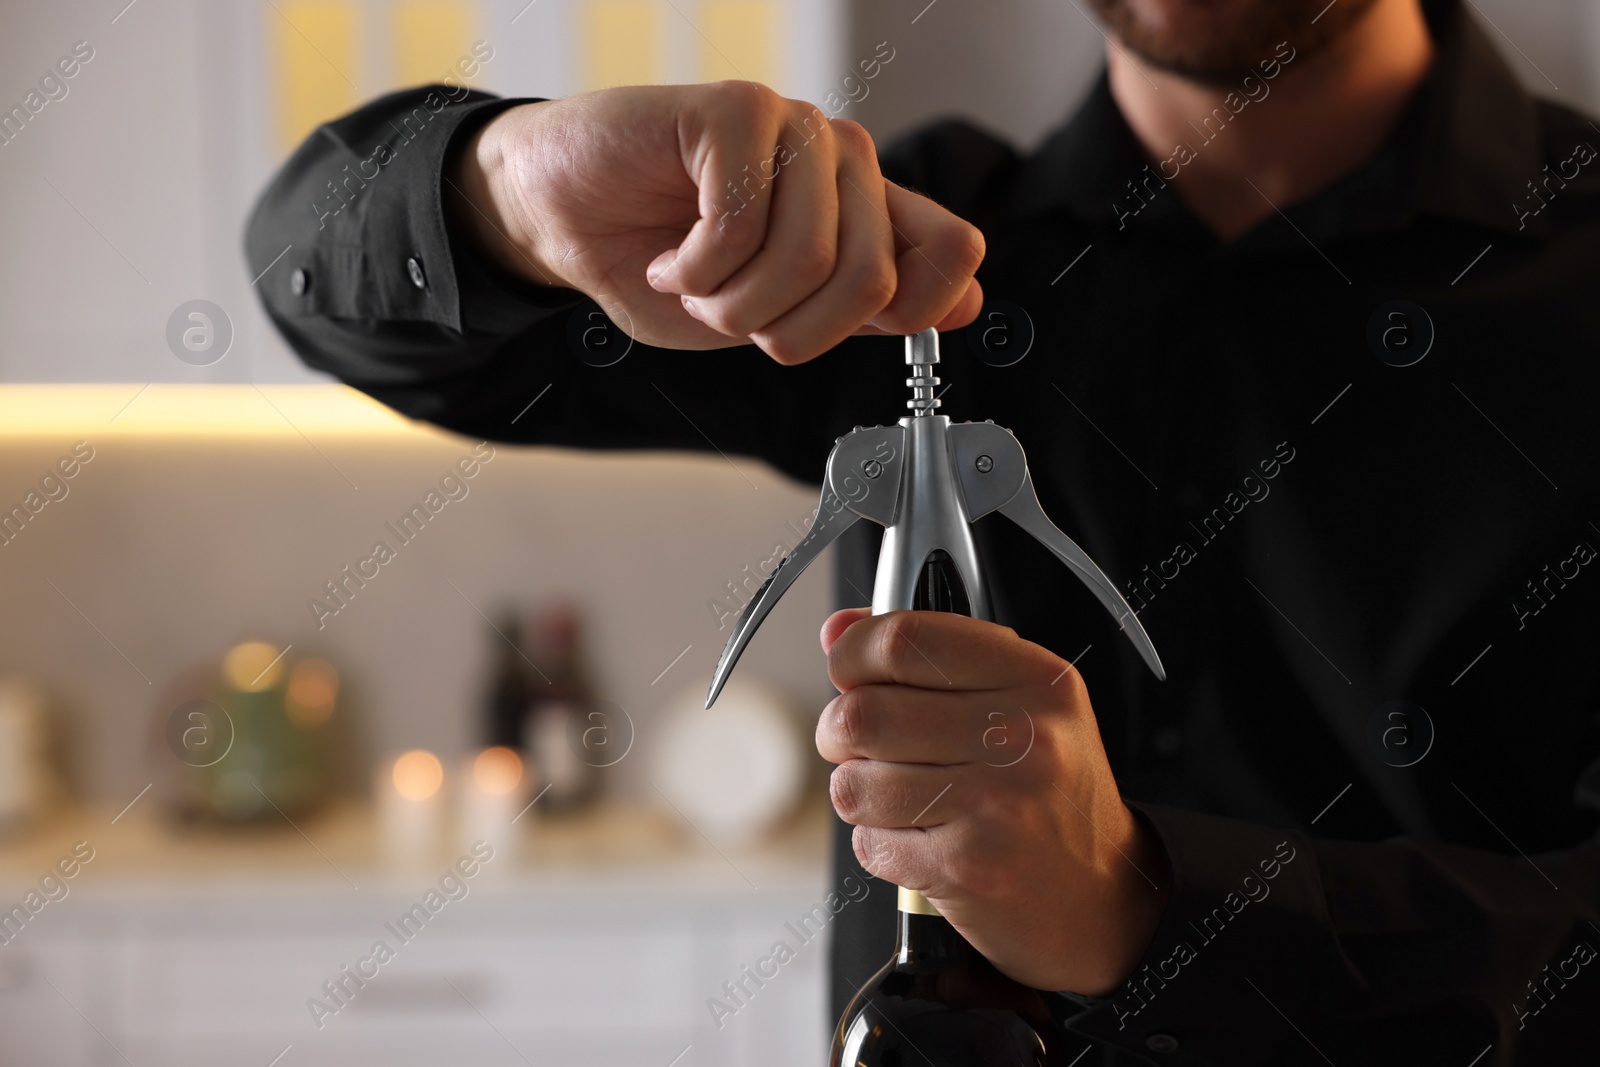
816, 607, 1173, 996
447, 82, 986, 363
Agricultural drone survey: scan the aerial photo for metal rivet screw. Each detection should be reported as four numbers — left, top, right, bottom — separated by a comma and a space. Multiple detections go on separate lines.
862, 460, 883, 479
975, 455, 994, 474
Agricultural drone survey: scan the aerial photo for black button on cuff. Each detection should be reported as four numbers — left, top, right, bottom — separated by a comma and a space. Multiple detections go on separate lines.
1145, 1032, 1180, 1054
407, 256, 427, 290
290, 267, 309, 295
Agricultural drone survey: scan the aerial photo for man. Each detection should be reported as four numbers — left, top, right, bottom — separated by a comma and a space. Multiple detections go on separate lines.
246, 0, 1600, 1061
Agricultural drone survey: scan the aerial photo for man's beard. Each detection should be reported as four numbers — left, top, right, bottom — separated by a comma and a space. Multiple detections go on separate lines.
1086, 0, 1385, 84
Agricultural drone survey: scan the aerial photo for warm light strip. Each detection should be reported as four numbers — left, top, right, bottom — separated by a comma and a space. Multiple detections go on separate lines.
0, 384, 426, 437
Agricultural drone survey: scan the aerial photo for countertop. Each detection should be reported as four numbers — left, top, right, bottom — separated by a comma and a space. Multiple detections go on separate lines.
0, 796, 834, 898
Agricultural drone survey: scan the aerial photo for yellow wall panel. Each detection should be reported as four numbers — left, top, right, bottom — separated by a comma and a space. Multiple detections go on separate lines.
582, 1, 661, 89
698, 1, 775, 85
270, 1, 360, 154
394, 1, 482, 88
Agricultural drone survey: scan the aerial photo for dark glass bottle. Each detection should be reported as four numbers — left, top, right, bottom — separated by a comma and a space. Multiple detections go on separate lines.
519, 602, 600, 814
485, 613, 533, 750
831, 893, 1071, 1067
830, 553, 1072, 1066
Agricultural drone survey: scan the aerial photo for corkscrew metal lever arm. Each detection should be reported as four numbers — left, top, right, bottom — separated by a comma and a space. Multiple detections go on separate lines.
706, 328, 1164, 709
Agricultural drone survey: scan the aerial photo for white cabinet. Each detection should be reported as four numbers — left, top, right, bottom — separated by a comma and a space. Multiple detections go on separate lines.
0, 872, 830, 1067
0, 933, 99, 1067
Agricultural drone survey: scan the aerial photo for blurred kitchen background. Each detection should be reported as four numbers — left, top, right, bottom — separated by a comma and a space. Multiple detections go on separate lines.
0, 0, 1596, 1064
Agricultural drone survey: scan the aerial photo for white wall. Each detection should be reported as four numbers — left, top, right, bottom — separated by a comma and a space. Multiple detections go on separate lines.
0, 412, 836, 804
0, 0, 846, 385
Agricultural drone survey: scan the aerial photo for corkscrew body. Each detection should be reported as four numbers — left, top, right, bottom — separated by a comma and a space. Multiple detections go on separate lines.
706, 328, 1164, 709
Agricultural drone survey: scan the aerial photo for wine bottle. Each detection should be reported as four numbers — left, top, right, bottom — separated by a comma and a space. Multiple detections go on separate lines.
830, 553, 1072, 1067
520, 602, 600, 814
484, 612, 533, 750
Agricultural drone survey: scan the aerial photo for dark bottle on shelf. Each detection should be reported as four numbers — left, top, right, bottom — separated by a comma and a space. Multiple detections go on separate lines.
485, 613, 534, 750
519, 602, 600, 815
830, 554, 1072, 1067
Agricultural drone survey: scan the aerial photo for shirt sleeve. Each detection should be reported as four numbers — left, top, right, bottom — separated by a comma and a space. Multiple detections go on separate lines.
241, 83, 905, 486
1048, 800, 1600, 1066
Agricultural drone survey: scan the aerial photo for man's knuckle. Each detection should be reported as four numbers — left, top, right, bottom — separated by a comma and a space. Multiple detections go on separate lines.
935, 853, 969, 895
755, 330, 819, 366
847, 259, 898, 317
829, 117, 876, 155
721, 225, 770, 269
830, 764, 862, 820
688, 300, 743, 336
673, 260, 731, 299
785, 102, 833, 143
945, 222, 987, 277
941, 837, 985, 895
874, 617, 914, 676
970, 783, 1009, 824
833, 689, 868, 750
1055, 661, 1089, 701
790, 231, 838, 288
852, 825, 887, 876
870, 301, 922, 336
715, 79, 777, 120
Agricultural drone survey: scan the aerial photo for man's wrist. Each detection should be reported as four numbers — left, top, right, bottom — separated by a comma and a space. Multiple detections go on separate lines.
445, 101, 566, 291
1073, 803, 1175, 997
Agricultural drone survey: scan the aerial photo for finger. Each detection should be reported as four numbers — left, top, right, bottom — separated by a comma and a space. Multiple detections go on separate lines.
818, 685, 1038, 766
934, 279, 979, 334
826, 610, 1061, 693
649, 82, 783, 298
851, 823, 958, 897
866, 182, 987, 335
748, 120, 898, 364
820, 607, 872, 655
830, 759, 966, 829
929, 277, 985, 332
681, 108, 841, 338
846, 275, 983, 338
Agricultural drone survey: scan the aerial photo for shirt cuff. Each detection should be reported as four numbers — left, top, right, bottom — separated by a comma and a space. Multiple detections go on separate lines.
437, 97, 590, 336
250, 85, 586, 339
1046, 802, 1332, 1066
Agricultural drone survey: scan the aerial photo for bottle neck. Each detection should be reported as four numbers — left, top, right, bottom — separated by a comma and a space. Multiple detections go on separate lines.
895, 888, 981, 965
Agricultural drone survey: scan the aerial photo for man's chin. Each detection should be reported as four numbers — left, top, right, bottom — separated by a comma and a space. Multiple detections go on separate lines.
1088, 0, 1382, 82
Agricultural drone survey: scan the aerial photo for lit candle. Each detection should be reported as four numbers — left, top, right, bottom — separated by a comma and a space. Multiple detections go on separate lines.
377, 749, 443, 867
457, 746, 530, 864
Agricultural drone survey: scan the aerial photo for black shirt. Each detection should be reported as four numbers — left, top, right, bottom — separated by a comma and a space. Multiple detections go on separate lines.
246, 1, 1600, 1062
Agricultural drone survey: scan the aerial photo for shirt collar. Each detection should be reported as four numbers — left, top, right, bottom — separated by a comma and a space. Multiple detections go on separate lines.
1013, 0, 1545, 240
